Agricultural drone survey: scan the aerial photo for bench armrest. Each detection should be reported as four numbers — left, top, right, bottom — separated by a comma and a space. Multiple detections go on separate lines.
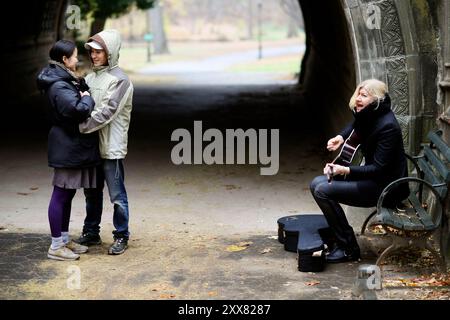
376, 177, 443, 228
405, 152, 421, 177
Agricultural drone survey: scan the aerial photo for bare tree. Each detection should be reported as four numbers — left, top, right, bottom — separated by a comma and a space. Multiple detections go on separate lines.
247, 0, 254, 39
149, 0, 170, 54
279, 0, 304, 38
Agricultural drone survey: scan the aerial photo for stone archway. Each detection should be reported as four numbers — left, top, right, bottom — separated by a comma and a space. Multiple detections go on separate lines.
297, 0, 445, 153
296, 0, 449, 237
342, 0, 441, 153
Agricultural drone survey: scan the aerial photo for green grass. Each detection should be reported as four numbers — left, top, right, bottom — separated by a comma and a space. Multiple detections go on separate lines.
228, 55, 302, 73
258, 25, 304, 41
117, 38, 305, 74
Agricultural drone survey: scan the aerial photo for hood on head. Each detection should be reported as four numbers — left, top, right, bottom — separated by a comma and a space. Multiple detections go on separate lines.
86, 29, 122, 69
36, 63, 74, 91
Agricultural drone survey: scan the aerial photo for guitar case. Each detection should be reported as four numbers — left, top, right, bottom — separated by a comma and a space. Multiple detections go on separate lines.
277, 214, 336, 272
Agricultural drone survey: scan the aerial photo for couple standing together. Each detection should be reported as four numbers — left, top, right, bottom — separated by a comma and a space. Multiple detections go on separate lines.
37, 28, 407, 265
37, 29, 133, 261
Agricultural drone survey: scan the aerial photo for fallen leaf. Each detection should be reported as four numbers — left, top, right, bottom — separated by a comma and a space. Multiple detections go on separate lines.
17, 193, 29, 196
226, 245, 248, 252
305, 281, 320, 286
260, 248, 272, 254
208, 291, 218, 297
151, 283, 170, 292
30, 187, 39, 191
226, 241, 253, 252
224, 184, 241, 190
159, 293, 176, 299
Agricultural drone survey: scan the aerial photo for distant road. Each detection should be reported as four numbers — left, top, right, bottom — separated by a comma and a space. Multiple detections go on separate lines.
137, 44, 305, 85
139, 44, 306, 74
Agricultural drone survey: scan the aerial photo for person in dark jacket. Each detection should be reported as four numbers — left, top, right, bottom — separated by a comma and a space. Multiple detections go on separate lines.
310, 79, 409, 263
37, 40, 101, 261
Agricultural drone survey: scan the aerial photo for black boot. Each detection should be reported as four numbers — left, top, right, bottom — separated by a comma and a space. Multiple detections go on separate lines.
326, 231, 361, 263
326, 246, 361, 263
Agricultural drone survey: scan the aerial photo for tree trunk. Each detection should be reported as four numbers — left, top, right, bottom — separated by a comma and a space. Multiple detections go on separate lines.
90, 17, 107, 37
149, 1, 169, 54
247, 0, 254, 40
287, 19, 299, 38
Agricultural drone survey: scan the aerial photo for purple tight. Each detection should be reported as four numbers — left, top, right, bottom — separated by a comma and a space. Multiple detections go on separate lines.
48, 186, 76, 237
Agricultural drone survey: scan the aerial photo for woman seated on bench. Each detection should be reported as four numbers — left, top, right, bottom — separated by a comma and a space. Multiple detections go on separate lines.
310, 79, 409, 263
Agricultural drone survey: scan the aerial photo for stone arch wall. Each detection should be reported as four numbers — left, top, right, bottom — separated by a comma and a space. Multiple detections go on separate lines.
341, 0, 441, 153
307, 0, 450, 241
1, 0, 68, 106
297, 0, 444, 153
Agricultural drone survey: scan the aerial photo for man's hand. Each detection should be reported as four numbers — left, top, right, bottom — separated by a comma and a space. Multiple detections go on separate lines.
80, 91, 91, 97
327, 135, 344, 151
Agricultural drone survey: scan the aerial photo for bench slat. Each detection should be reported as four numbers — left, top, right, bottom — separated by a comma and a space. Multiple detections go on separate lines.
428, 131, 450, 162
407, 192, 436, 230
423, 146, 450, 183
376, 207, 430, 231
418, 158, 448, 199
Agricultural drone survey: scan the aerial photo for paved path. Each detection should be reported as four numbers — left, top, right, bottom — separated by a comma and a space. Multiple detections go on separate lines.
0, 84, 448, 299
138, 45, 305, 85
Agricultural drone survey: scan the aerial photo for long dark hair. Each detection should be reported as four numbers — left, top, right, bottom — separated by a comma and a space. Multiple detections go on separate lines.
49, 40, 76, 63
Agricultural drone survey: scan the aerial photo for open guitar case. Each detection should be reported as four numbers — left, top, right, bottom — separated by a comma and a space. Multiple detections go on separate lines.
277, 214, 336, 272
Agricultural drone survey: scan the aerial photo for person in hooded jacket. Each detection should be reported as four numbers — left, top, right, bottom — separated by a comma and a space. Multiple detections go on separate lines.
310, 79, 409, 263
37, 40, 101, 261
74, 30, 134, 255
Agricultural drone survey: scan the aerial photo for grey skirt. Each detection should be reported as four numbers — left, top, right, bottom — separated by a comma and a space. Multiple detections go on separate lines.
52, 167, 98, 189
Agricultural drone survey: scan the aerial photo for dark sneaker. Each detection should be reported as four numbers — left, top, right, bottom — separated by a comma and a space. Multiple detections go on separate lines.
108, 238, 128, 255
74, 233, 102, 246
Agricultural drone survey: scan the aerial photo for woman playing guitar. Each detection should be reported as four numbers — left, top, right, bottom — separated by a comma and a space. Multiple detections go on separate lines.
310, 79, 409, 263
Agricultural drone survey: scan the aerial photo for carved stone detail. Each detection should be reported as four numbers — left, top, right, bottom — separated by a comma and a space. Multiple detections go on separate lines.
385, 57, 409, 116
378, 0, 410, 142
378, 0, 406, 57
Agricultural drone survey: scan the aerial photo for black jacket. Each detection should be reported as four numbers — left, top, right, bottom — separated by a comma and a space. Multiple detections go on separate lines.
339, 94, 408, 189
37, 63, 101, 168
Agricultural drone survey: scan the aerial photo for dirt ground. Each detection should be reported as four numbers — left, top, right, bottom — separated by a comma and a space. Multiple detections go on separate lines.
1, 81, 449, 300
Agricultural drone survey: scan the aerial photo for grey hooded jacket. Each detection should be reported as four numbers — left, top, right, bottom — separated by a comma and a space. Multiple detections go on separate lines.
79, 29, 134, 160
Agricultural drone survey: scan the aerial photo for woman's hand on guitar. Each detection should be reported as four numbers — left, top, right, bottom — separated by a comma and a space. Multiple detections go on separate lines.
323, 163, 333, 176
323, 163, 350, 176
327, 135, 344, 151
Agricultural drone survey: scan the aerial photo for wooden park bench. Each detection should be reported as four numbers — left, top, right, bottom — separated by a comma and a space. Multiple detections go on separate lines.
361, 130, 450, 272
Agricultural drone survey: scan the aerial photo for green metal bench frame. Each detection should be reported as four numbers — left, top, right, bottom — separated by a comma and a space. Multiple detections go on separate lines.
360, 130, 450, 272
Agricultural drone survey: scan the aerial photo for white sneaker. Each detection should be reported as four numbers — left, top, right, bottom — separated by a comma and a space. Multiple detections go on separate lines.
66, 240, 89, 254
47, 245, 80, 261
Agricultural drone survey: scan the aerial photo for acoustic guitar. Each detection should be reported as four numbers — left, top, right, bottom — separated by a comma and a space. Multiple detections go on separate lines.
327, 129, 362, 183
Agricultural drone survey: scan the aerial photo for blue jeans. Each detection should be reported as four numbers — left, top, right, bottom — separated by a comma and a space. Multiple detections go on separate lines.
83, 159, 130, 239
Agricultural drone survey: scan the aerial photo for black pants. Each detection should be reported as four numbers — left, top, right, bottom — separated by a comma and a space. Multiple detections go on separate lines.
310, 175, 383, 250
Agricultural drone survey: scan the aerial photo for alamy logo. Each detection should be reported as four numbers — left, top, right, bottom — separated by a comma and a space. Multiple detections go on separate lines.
66, 5, 81, 30
171, 121, 279, 175
365, 4, 381, 30
66, 265, 81, 290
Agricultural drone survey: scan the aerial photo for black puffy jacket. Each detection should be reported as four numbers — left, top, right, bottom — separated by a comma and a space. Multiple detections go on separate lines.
37, 63, 101, 168
339, 94, 408, 189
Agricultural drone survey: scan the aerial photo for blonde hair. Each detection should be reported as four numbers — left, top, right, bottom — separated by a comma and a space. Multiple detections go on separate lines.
349, 79, 388, 110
